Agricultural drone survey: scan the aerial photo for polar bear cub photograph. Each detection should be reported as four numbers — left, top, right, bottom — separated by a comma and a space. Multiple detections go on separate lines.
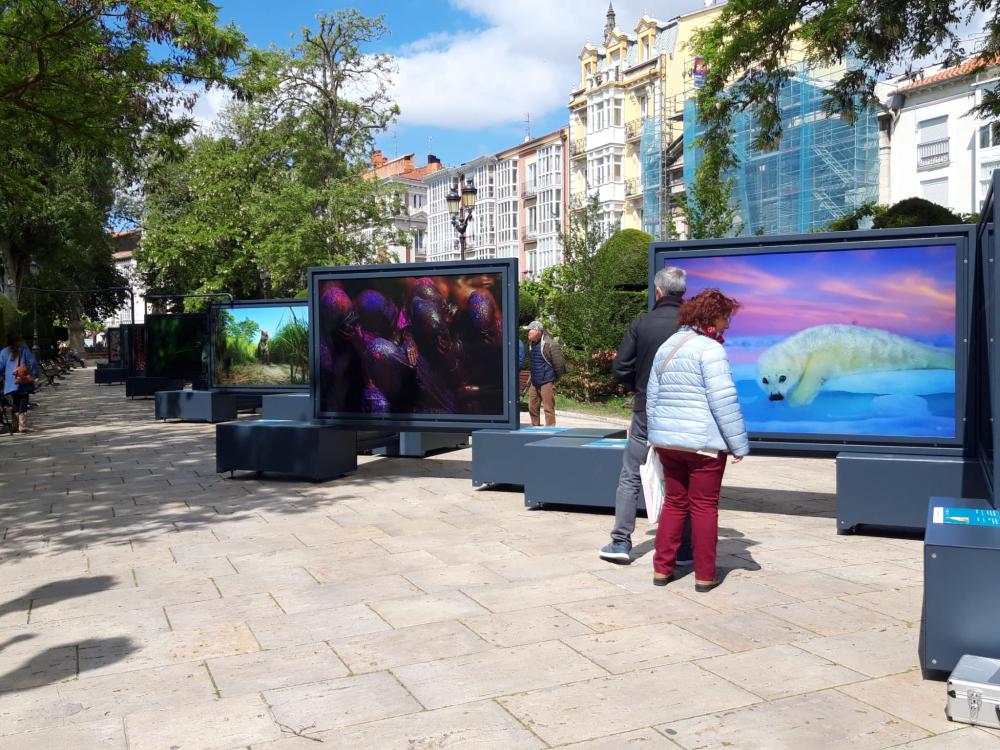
756, 324, 956, 406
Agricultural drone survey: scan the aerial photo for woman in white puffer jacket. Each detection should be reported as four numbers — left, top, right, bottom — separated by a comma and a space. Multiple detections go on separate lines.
645, 288, 749, 592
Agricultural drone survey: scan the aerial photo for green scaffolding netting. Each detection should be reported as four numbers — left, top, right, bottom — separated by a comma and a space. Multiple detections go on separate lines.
683, 62, 879, 236
641, 117, 661, 237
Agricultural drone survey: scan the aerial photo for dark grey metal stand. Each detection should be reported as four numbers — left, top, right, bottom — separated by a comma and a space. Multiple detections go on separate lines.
155, 390, 238, 423
836, 453, 988, 533
378, 431, 470, 458
522, 436, 629, 509
920, 496, 1000, 678
472, 427, 627, 488
261, 393, 311, 421
216, 420, 357, 481
94, 367, 128, 385
126, 376, 187, 399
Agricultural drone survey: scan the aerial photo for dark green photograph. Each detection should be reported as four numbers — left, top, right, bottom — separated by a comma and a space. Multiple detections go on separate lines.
144, 315, 208, 379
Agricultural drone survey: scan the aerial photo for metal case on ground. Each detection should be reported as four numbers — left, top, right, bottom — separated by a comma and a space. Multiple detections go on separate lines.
947, 654, 1000, 728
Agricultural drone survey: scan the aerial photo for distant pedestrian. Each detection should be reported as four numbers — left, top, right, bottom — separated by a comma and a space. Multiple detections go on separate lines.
600, 266, 692, 564
1, 334, 40, 434
646, 289, 749, 592
524, 321, 566, 426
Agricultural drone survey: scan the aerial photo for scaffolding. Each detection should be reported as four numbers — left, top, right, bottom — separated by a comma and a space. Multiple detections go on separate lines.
641, 118, 661, 236
638, 86, 684, 240
682, 60, 879, 236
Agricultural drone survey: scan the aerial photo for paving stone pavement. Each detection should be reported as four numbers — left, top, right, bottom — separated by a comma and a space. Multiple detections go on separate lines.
1, 372, 999, 749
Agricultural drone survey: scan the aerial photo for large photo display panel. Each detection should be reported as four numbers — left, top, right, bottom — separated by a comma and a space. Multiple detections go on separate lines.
145, 314, 208, 379
660, 243, 960, 442
211, 302, 309, 389
310, 261, 517, 429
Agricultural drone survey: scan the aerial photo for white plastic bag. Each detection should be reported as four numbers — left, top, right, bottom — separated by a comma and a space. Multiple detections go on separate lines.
640, 445, 665, 525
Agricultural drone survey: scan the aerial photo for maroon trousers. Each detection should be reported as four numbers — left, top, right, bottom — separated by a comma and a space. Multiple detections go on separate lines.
653, 448, 727, 582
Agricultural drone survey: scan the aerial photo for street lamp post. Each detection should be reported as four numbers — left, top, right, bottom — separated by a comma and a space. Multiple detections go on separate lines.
445, 174, 478, 261
29, 258, 40, 354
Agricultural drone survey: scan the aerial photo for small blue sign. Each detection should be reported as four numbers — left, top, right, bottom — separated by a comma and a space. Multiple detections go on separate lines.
585, 438, 629, 448
934, 506, 1000, 527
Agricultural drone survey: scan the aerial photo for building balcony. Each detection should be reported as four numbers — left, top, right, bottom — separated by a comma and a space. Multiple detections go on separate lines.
918, 138, 950, 170
625, 119, 643, 141
570, 138, 586, 158
521, 227, 538, 242
521, 181, 537, 196
625, 177, 642, 197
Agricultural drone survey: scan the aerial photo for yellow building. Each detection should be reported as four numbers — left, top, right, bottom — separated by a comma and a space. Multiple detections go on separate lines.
568, 3, 724, 240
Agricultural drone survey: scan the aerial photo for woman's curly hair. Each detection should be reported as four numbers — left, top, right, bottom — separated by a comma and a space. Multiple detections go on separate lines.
678, 288, 741, 331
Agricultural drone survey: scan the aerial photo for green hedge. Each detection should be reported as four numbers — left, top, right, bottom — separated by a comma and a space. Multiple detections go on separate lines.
595, 228, 652, 289
549, 289, 645, 358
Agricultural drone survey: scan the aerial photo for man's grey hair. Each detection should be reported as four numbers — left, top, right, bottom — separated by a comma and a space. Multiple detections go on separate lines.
654, 265, 687, 297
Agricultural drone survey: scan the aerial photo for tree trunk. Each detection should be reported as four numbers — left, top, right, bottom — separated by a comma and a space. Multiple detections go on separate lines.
69, 297, 86, 354
1, 236, 18, 308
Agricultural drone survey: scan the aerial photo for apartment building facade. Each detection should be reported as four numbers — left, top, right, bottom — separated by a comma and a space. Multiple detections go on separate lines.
878, 58, 1000, 215
567, 3, 724, 240
424, 156, 499, 263
496, 129, 569, 277
363, 151, 442, 262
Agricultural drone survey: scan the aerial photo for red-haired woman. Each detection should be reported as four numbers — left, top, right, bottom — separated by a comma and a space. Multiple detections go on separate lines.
645, 289, 749, 592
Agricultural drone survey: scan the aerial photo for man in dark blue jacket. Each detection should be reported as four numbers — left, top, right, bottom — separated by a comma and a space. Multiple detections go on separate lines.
525, 321, 566, 426
600, 266, 691, 563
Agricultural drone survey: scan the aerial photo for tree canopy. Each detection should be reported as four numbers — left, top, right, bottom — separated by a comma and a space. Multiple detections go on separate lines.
0, 0, 245, 326
138, 10, 399, 300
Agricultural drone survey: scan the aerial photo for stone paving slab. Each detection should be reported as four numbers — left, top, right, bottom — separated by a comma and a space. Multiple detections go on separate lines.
251, 700, 545, 749
659, 688, 929, 749
0, 372, 979, 748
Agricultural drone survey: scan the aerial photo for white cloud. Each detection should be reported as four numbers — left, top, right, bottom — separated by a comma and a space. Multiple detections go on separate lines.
392, 0, 703, 130
392, 1, 993, 130
189, 86, 234, 134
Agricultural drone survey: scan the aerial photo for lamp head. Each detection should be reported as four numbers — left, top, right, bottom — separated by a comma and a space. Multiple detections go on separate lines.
461, 178, 477, 209
446, 179, 461, 216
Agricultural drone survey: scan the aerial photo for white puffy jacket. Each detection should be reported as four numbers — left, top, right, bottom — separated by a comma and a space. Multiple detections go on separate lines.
645, 327, 750, 457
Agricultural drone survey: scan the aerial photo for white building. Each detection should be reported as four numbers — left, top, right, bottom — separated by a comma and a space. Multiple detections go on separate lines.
363, 151, 442, 262
107, 230, 145, 326
496, 129, 569, 277
424, 157, 498, 263
879, 58, 1000, 214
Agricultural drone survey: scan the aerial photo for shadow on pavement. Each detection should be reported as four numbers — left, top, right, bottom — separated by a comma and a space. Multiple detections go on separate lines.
0, 636, 138, 692
0, 576, 119, 623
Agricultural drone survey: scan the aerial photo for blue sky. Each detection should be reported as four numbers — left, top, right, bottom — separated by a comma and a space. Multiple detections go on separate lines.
201, 1, 710, 167
226, 305, 307, 337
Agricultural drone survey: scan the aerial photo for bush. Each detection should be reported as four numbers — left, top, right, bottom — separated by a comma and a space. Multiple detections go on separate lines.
595, 228, 652, 289
518, 284, 539, 326
873, 198, 964, 229
550, 289, 645, 357
557, 357, 625, 402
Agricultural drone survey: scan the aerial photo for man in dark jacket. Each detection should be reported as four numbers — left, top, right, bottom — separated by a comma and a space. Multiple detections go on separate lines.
600, 265, 690, 563
525, 320, 566, 426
